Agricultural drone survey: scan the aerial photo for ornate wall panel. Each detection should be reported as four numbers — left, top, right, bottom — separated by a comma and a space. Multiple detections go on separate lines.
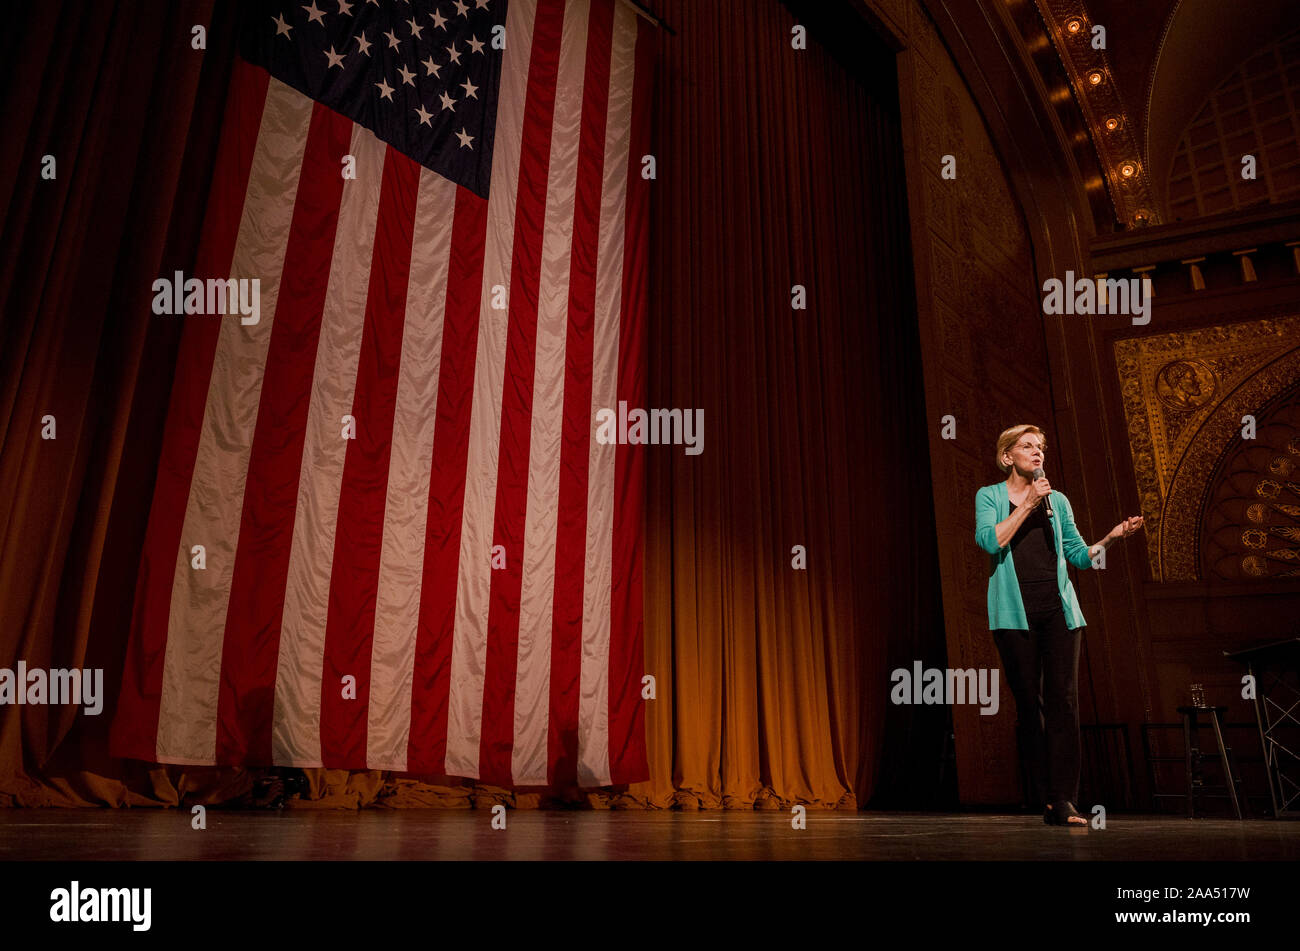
1114, 314, 1300, 580
889, 0, 1050, 804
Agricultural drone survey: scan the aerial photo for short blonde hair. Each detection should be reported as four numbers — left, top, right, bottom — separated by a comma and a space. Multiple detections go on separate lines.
995, 425, 1047, 473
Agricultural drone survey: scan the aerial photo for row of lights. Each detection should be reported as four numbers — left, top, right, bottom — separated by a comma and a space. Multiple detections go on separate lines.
1063, 15, 1147, 224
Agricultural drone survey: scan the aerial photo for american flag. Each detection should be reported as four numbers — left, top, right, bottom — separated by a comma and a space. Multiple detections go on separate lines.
110, 0, 652, 788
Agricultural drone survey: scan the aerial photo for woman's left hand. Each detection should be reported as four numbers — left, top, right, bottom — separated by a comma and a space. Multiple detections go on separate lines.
1108, 515, 1144, 541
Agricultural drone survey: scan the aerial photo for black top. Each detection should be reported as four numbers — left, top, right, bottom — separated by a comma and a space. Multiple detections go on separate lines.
1008, 498, 1060, 614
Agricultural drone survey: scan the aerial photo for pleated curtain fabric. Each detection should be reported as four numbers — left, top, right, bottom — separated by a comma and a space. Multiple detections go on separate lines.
629, 0, 943, 809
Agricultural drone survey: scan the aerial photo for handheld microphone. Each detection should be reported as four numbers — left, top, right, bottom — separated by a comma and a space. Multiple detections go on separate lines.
1032, 467, 1054, 518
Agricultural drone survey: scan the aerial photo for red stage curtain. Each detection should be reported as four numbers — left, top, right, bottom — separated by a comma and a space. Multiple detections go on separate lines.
629, 0, 943, 810
0, 0, 942, 809
0, 0, 230, 805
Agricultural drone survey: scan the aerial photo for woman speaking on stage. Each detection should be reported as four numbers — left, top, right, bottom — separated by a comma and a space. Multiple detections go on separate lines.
974, 424, 1143, 827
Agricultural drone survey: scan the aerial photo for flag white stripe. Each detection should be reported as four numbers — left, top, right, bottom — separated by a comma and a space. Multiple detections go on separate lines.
272, 123, 387, 766
366, 168, 458, 771
512, 0, 592, 786
156, 78, 313, 764
446, 0, 539, 778
579, 3, 637, 788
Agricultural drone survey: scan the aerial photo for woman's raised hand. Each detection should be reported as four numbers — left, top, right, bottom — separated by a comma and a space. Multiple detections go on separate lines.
1108, 515, 1144, 540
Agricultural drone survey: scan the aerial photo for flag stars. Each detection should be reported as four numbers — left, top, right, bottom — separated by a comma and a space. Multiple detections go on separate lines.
265, 1, 491, 167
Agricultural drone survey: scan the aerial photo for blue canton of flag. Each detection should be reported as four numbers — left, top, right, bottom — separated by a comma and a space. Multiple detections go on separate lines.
241, 0, 507, 197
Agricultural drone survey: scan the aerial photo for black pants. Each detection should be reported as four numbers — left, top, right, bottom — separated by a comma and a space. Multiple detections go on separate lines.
992, 607, 1083, 807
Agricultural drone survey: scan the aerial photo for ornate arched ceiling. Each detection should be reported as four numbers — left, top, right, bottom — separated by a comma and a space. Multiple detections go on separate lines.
1028, 0, 1299, 228
1147, 0, 1300, 220
1164, 27, 1300, 221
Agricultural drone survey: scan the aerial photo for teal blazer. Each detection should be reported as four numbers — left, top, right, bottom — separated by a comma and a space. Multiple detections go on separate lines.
974, 481, 1092, 631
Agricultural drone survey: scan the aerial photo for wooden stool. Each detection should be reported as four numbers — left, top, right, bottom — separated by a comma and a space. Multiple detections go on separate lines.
1177, 705, 1243, 819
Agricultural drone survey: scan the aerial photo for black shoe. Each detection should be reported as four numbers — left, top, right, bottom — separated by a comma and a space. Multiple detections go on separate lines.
1043, 801, 1086, 826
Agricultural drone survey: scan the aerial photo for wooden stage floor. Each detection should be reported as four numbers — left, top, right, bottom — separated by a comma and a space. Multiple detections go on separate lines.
3, 809, 1298, 861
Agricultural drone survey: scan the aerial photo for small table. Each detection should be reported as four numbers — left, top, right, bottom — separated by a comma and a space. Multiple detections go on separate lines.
1176, 706, 1243, 819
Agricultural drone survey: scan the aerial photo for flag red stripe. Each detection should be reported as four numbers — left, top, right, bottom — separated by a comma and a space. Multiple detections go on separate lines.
407, 185, 489, 774
477, 0, 568, 786
109, 60, 270, 763
320, 145, 421, 768
610, 19, 654, 785
216, 101, 354, 765
548, 0, 615, 790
